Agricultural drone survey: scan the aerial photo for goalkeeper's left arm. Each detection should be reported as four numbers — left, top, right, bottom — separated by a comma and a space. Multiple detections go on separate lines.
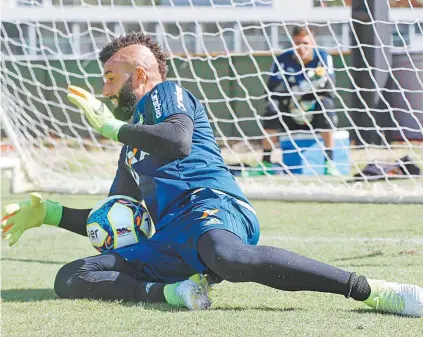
1, 160, 140, 246
1, 192, 92, 246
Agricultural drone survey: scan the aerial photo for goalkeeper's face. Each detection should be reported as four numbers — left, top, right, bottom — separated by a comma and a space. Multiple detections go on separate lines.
293, 34, 314, 63
103, 67, 139, 121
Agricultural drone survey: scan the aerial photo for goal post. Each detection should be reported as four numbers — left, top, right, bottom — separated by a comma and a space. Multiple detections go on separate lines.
1, 0, 423, 203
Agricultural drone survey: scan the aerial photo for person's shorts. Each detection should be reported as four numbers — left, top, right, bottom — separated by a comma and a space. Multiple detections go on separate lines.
114, 188, 260, 278
262, 97, 338, 132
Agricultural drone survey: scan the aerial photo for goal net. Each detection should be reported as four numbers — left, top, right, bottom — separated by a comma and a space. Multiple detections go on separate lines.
1, 0, 423, 202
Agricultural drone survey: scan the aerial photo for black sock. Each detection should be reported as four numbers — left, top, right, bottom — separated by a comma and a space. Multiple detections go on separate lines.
263, 154, 271, 164
349, 274, 371, 301
325, 149, 334, 161
136, 282, 166, 302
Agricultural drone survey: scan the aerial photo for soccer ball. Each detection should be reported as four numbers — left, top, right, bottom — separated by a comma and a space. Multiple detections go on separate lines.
86, 195, 155, 253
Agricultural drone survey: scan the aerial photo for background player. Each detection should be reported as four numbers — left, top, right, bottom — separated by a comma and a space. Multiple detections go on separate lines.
2, 32, 422, 317
254, 26, 340, 176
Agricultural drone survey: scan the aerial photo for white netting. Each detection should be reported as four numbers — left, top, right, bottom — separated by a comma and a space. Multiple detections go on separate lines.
1, 0, 423, 202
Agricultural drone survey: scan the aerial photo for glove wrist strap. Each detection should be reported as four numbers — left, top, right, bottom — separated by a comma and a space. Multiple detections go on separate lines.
44, 200, 63, 226
102, 120, 126, 142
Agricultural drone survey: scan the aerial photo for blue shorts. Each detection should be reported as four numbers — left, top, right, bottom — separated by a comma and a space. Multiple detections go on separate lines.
112, 238, 199, 283
114, 188, 260, 279
152, 188, 260, 273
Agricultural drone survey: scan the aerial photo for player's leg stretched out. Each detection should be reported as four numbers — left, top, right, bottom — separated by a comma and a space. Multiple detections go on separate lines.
54, 252, 210, 310
196, 228, 423, 317
149, 187, 422, 318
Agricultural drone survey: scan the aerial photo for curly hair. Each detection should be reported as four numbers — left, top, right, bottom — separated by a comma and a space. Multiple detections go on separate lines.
99, 32, 168, 80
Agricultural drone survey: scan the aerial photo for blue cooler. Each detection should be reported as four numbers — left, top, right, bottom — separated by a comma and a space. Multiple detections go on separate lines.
279, 131, 350, 175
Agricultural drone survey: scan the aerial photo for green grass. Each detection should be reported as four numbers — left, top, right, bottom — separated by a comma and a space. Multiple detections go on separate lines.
1, 178, 423, 336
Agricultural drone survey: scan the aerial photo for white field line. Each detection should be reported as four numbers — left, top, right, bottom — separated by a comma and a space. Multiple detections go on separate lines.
259, 236, 423, 245
6, 227, 423, 245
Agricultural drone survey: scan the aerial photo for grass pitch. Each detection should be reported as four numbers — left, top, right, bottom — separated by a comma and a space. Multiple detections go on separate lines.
1, 178, 423, 336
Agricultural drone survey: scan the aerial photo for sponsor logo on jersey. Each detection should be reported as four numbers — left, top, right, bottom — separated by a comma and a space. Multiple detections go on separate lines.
151, 89, 162, 119
175, 85, 187, 112
205, 218, 223, 226
198, 209, 219, 219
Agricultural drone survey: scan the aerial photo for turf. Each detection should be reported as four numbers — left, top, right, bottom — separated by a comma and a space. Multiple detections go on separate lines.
1, 179, 423, 336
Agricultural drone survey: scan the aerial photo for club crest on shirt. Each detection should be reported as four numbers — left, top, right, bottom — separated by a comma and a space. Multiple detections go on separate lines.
126, 147, 140, 167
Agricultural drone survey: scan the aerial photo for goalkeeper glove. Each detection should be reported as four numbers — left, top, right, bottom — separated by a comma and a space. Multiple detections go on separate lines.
67, 86, 126, 141
1, 193, 63, 247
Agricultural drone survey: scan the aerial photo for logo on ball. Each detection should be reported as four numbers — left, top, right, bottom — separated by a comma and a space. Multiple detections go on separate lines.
86, 195, 155, 253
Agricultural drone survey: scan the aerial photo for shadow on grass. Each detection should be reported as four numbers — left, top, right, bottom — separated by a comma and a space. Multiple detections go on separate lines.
1, 291, 302, 313
120, 302, 301, 312
350, 308, 405, 317
211, 306, 301, 312
335, 263, 392, 267
335, 262, 422, 267
1, 290, 188, 310
1, 292, 198, 312
1, 258, 68, 265
1, 288, 57, 302
120, 302, 193, 312
333, 251, 384, 262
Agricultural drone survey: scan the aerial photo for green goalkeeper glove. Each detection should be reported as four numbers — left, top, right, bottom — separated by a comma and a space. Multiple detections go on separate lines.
1, 193, 63, 247
67, 86, 126, 141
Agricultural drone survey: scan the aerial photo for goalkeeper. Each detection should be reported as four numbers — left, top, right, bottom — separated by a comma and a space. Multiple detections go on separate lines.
250, 26, 340, 176
2, 32, 422, 317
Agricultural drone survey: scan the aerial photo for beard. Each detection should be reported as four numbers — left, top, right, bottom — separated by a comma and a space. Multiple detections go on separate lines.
111, 76, 139, 121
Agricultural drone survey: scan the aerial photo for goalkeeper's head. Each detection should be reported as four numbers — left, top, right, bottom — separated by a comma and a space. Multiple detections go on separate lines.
291, 26, 316, 64
99, 32, 168, 121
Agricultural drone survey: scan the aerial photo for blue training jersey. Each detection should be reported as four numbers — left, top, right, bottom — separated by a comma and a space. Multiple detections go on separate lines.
110, 81, 248, 225
268, 48, 334, 101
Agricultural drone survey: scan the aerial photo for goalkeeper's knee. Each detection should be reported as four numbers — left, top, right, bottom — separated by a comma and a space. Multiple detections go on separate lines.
54, 260, 83, 299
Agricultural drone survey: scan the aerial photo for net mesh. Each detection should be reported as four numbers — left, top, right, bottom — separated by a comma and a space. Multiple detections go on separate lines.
1, 0, 423, 201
